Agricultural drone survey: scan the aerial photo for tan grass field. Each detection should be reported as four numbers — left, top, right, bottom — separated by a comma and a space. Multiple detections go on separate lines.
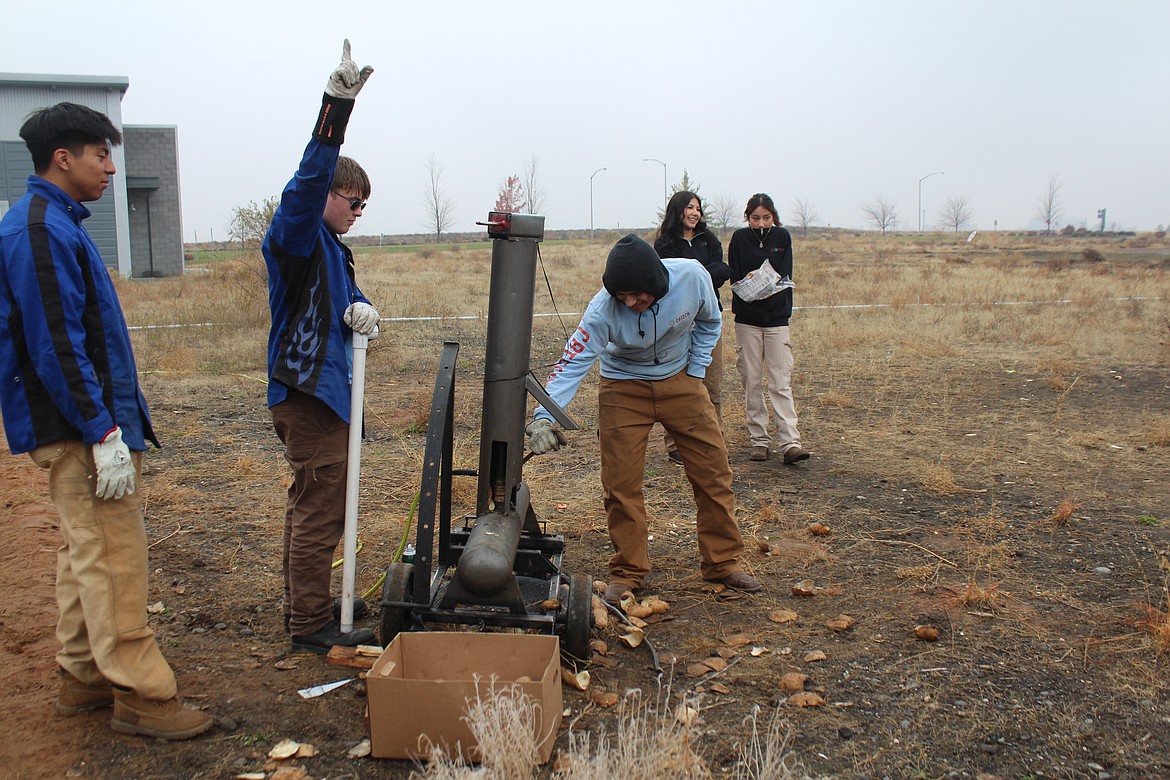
5, 230, 1169, 778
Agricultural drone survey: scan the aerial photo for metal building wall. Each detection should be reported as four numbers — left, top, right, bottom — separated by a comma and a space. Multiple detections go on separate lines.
0, 75, 131, 275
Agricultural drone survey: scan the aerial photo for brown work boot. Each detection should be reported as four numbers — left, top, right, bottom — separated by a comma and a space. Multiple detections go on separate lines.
719, 571, 764, 593
750, 446, 769, 461
56, 670, 114, 715
111, 690, 213, 740
603, 582, 635, 606
783, 446, 811, 465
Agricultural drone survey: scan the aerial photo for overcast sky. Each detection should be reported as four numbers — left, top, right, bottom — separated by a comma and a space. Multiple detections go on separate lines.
3, 0, 1167, 240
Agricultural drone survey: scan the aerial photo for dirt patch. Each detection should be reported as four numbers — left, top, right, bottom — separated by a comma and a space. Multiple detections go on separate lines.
2, 321, 1170, 778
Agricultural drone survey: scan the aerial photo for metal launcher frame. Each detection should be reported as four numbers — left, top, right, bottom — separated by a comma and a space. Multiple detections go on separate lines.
379, 211, 592, 665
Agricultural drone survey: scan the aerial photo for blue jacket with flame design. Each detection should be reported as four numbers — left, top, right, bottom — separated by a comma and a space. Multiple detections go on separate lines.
264, 111, 369, 423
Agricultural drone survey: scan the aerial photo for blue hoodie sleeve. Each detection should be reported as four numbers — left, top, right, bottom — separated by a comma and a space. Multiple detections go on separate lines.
687, 272, 721, 379
533, 291, 610, 423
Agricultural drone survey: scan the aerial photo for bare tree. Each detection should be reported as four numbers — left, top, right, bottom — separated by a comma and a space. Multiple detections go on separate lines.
422, 154, 455, 243
520, 153, 545, 215
790, 197, 819, 235
938, 194, 974, 233
228, 195, 279, 248
704, 193, 739, 237
1036, 175, 1063, 234
494, 174, 526, 213
861, 196, 899, 236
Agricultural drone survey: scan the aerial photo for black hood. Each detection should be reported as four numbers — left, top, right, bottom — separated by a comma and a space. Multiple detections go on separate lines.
602, 234, 669, 301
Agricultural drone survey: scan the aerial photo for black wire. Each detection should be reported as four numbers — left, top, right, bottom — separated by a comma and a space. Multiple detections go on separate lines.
536, 243, 572, 345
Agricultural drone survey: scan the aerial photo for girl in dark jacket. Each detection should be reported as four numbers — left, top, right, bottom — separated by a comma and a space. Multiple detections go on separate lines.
653, 190, 731, 463
727, 193, 810, 464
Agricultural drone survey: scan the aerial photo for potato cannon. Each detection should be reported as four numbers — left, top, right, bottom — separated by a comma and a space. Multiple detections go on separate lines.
378, 211, 592, 665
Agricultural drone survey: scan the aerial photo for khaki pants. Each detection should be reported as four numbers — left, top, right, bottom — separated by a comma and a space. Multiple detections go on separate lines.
734, 323, 802, 452
598, 370, 745, 587
662, 333, 723, 453
30, 440, 177, 700
271, 389, 350, 636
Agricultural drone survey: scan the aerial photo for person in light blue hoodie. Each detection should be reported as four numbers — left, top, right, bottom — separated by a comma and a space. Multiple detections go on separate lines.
526, 234, 763, 605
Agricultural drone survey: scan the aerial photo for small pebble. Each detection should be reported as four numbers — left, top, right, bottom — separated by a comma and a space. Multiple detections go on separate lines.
240, 627, 255, 637
219, 717, 239, 732
215, 622, 228, 630
1093, 566, 1112, 575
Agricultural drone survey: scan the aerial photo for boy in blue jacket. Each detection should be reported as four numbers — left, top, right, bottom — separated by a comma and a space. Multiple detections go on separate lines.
526, 234, 763, 605
0, 102, 212, 739
264, 40, 380, 653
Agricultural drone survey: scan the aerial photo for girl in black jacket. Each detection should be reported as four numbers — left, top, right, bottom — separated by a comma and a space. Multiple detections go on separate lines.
652, 190, 731, 463
727, 193, 810, 464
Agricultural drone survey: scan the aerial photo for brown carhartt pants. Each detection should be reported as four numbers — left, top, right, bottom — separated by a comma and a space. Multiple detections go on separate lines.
271, 389, 350, 637
30, 440, 178, 700
597, 370, 745, 588
662, 333, 724, 452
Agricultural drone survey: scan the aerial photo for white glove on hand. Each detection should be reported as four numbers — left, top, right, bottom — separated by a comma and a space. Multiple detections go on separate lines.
92, 426, 136, 500
344, 302, 380, 335
325, 39, 374, 99
525, 418, 566, 455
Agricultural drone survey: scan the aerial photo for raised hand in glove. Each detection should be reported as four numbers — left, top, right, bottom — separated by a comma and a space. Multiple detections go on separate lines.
325, 39, 374, 99
525, 418, 566, 455
93, 426, 136, 500
344, 302, 380, 335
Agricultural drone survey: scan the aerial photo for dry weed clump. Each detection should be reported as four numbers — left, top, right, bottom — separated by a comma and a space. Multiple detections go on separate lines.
956, 580, 1003, 610
1134, 602, 1170, 654
1051, 498, 1077, 526
1139, 415, 1170, 447
917, 460, 965, 496
816, 389, 855, 409
415, 687, 800, 780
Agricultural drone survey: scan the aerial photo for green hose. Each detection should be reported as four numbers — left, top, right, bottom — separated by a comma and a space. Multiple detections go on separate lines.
360, 489, 420, 602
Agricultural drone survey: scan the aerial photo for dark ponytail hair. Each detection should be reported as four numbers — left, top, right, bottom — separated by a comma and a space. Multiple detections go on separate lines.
744, 192, 780, 224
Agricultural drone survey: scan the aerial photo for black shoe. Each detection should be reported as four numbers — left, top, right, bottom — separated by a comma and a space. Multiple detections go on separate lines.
333, 596, 368, 622
291, 621, 376, 655
667, 450, 683, 466
285, 596, 368, 634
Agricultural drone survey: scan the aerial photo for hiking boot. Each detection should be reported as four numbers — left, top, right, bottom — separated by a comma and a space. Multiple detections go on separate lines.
291, 621, 376, 655
783, 446, 811, 465
284, 596, 369, 633
719, 571, 764, 593
603, 582, 635, 606
111, 690, 213, 740
749, 446, 769, 461
56, 670, 114, 715
666, 450, 683, 466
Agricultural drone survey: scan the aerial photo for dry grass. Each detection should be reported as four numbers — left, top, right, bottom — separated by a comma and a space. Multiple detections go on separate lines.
413, 684, 801, 780
88, 230, 1170, 777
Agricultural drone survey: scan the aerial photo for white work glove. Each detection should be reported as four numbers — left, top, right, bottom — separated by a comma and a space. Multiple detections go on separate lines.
525, 418, 566, 455
92, 426, 136, 500
344, 302, 380, 335
325, 39, 374, 99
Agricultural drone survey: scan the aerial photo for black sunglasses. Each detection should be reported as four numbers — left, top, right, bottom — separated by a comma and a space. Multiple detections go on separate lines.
330, 190, 367, 211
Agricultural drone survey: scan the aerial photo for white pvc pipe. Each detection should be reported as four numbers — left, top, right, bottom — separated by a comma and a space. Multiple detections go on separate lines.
340, 332, 369, 633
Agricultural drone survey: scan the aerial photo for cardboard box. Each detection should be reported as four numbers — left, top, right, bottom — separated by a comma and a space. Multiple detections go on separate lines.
367, 632, 563, 763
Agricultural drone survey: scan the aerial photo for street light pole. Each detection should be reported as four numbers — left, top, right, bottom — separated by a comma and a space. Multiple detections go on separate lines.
590, 167, 606, 239
642, 158, 667, 213
918, 171, 945, 232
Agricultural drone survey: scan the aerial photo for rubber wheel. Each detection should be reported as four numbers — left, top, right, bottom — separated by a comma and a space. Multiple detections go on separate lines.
379, 562, 414, 646
561, 572, 593, 670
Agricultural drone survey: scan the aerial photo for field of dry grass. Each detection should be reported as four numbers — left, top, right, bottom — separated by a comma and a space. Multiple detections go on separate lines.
9, 229, 1169, 778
